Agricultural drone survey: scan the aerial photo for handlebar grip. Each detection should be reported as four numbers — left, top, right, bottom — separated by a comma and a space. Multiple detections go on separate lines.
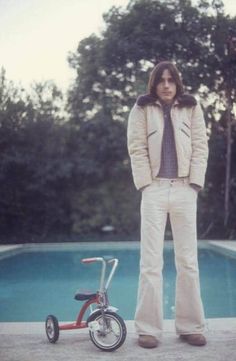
81, 256, 117, 264
81, 258, 98, 264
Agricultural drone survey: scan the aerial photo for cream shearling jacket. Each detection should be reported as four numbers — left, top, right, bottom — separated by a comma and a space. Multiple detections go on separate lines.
127, 97, 208, 190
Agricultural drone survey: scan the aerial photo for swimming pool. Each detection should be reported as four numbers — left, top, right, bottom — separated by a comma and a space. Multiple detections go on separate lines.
0, 242, 236, 321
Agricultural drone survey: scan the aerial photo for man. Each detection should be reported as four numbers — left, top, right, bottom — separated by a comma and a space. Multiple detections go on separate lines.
127, 61, 208, 348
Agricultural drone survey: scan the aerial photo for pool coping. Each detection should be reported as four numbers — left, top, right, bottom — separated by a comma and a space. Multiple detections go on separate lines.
1, 318, 236, 335
207, 240, 236, 258
0, 239, 236, 254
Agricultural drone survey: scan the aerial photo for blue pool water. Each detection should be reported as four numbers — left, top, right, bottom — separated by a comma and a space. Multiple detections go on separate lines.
0, 242, 236, 321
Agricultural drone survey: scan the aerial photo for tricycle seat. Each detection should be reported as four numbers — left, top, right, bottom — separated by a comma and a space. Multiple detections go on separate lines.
74, 291, 97, 301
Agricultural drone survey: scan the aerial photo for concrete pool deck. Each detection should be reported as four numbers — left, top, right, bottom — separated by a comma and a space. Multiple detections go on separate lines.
0, 240, 236, 360
0, 319, 236, 361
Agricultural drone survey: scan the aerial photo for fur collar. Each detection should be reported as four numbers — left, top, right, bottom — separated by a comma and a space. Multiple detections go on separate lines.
137, 93, 197, 108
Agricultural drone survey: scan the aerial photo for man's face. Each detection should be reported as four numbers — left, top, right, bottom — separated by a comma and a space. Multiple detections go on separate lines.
156, 69, 177, 104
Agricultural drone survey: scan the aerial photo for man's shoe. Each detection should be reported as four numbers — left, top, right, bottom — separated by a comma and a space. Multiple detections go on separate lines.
138, 335, 158, 348
180, 334, 207, 346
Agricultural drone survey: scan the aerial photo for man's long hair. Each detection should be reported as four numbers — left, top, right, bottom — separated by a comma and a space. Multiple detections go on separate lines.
147, 61, 184, 98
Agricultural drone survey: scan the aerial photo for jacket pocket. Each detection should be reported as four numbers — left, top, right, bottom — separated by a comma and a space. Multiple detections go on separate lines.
147, 130, 157, 138
183, 121, 190, 130
180, 128, 190, 138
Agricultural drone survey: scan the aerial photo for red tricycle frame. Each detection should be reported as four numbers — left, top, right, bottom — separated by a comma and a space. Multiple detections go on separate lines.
45, 256, 127, 351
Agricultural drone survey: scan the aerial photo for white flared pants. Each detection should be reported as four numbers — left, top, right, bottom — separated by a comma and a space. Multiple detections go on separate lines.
135, 178, 205, 339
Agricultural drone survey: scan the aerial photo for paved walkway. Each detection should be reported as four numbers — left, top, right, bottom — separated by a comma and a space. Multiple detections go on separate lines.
1, 319, 236, 361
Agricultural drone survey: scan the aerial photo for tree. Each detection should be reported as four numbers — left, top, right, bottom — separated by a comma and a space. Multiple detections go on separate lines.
67, 0, 236, 238
0, 71, 72, 242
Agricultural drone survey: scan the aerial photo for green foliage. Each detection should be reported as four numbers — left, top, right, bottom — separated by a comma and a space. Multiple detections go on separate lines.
68, 0, 235, 121
71, 181, 140, 235
0, 71, 72, 242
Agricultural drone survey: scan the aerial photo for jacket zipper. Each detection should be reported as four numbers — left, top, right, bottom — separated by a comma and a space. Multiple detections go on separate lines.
170, 106, 179, 176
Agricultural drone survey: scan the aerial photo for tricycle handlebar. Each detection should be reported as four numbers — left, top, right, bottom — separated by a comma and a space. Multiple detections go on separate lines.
81, 256, 118, 292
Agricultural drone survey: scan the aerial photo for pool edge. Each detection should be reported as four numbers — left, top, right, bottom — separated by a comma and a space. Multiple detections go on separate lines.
0, 318, 235, 335
0, 239, 235, 252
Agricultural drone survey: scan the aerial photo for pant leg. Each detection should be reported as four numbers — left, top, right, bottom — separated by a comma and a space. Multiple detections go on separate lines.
135, 181, 168, 339
169, 181, 205, 335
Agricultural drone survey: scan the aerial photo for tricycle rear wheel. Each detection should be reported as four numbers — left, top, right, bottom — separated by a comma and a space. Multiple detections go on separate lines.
45, 315, 59, 343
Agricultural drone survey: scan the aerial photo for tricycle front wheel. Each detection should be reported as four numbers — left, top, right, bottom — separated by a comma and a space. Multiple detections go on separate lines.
45, 315, 59, 343
87, 310, 127, 351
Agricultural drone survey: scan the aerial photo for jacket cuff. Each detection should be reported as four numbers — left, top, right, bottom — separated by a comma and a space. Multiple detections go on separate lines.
189, 167, 206, 188
134, 176, 152, 191
189, 183, 202, 192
